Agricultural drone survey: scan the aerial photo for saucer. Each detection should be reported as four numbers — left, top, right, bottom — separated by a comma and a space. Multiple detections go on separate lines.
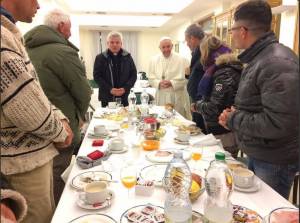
88, 130, 111, 138
106, 124, 120, 131
69, 214, 117, 223
234, 177, 261, 193
109, 146, 128, 154
174, 137, 190, 145
77, 191, 113, 210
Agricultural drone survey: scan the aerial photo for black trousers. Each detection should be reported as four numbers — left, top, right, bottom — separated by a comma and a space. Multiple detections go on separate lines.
192, 112, 207, 134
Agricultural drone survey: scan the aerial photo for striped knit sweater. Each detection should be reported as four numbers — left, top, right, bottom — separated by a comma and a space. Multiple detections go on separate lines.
1, 15, 68, 175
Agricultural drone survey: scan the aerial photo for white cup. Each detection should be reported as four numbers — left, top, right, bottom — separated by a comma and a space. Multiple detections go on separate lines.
94, 125, 107, 135
108, 102, 117, 109
83, 181, 110, 204
175, 129, 190, 142
109, 137, 125, 151
233, 168, 255, 188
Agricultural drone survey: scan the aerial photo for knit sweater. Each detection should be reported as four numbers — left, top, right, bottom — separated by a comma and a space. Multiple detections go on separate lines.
0, 15, 68, 175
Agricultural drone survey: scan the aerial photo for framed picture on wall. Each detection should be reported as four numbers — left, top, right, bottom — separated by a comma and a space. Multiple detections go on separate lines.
174, 43, 179, 53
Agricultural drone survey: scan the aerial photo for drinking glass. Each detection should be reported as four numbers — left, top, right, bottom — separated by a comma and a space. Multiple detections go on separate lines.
191, 147, 203, 170
115, 97, 122, 108
120, 163, 137, 197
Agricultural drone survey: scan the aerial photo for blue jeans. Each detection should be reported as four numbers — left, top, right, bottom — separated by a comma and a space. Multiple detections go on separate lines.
248, 157, 299, 199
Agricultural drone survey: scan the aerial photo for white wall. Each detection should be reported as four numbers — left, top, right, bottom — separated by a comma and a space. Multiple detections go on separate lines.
278, 0, 298, 49
168, 21, 192, 60
136, 31, 167, 73
17, 1, 81, 48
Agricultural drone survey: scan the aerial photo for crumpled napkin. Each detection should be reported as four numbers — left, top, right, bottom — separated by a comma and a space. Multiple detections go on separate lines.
190, 134, 220, 147
76, 150, 111, 169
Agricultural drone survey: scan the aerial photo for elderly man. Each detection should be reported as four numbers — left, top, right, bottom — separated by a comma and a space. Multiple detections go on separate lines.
24, 9, 92, 205
185, 24, 207, 133
93, 31, 137, 107
219, 0, 299, 199
1, 1, 73, 222
148, 37, 191, 119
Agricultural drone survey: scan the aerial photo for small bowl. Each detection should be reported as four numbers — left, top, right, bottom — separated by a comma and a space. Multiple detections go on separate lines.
189, 173, 205, 202
263, 207, 299, 223
142, 140, 160, 151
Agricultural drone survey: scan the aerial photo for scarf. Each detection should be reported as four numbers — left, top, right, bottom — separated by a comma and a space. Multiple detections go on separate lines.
197, 45, 232, 98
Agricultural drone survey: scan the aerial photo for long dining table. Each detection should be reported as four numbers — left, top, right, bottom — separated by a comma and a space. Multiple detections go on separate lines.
51, 106, 296, 223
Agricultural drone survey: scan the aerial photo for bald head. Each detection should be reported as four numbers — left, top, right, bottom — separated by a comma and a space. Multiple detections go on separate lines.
159, 37, 173, 58
1, 0, 40, 23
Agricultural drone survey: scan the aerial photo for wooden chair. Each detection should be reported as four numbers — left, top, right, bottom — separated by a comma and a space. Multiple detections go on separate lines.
292, 172, 299, 206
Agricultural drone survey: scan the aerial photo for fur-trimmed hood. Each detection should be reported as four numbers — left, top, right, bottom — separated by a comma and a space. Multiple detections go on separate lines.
1, 189, 27, 222
215, 53, 240, 66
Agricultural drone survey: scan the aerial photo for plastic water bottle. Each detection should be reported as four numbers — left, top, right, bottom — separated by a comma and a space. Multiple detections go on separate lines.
141, 89, 149, 104
140, 89, 149, 117
128, 89, 137, 112
204, 152, 233, 223
164, 151, 192, 223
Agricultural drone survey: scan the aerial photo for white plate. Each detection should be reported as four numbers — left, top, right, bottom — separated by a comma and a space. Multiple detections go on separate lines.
71, 171, 112, 190
106, 124, 120, 131
120, 204, 164, 223
120, 204, 205, 223
146, 150, 191, 163
234, 177, 261, 193
140, 164, 167, 186
110, 146, 128, 154
174, 137, 190, 145
76, 191, 113, 210
69, 214, 117, 223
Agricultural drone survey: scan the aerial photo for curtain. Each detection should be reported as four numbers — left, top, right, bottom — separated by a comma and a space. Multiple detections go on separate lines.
100, 31, 138, 66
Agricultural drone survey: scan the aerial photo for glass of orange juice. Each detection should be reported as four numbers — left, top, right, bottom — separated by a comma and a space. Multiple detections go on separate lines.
120, 163, 137, 197
191, 148, 203, 170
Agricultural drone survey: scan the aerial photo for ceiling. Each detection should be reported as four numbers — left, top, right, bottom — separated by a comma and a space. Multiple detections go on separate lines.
46, 0, 243, 32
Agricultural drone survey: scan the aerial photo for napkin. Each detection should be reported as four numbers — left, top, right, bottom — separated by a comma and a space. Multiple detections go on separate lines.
76, 149, 111, 169
190, 134, 220, 146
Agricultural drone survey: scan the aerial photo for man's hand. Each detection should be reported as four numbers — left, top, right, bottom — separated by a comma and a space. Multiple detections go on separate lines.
1, 203, 17, 223
54, 119, 73, 149
218, 107, 236, 130
110, 88, 125, 96
159, 80, 172, 89
191, 103, 197, 113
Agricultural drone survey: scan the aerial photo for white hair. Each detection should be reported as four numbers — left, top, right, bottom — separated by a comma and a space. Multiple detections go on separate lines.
107, 31, 123, 42
159, 36, 173, 44
44, 9, 70, 29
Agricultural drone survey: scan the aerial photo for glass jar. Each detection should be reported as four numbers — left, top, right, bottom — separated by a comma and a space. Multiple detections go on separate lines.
143, 117, 157, 140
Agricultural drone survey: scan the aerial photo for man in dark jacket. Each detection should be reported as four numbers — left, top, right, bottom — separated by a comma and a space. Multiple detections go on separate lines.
24, 9, 92, 205
185, 24, 207, 133
93, 31, 137, 107
219, 0, 299, 199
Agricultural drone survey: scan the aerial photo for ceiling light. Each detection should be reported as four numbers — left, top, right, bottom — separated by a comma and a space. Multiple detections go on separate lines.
72, 14, 171, 27
55, 0, 194, 14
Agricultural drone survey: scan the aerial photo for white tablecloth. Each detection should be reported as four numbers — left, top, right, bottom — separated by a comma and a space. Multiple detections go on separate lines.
51, 107, 295, 223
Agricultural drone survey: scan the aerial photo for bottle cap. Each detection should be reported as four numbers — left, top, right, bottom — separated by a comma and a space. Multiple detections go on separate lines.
215, 152, 225, 160
144, 117, 157, 124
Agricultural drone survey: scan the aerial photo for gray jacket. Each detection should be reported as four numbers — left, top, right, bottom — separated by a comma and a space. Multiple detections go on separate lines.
227, 32, 299, 165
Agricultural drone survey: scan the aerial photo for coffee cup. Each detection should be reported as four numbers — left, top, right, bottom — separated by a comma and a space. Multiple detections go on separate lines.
94, 125, 107, 135
108, 102, 117, 109
233, 168, 255, 188
83, 181, 110, 204
175, 129, 190, 142
109, 137, 125, 151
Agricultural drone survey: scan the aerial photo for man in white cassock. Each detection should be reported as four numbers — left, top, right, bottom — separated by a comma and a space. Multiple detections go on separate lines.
148, 37, 191, 119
